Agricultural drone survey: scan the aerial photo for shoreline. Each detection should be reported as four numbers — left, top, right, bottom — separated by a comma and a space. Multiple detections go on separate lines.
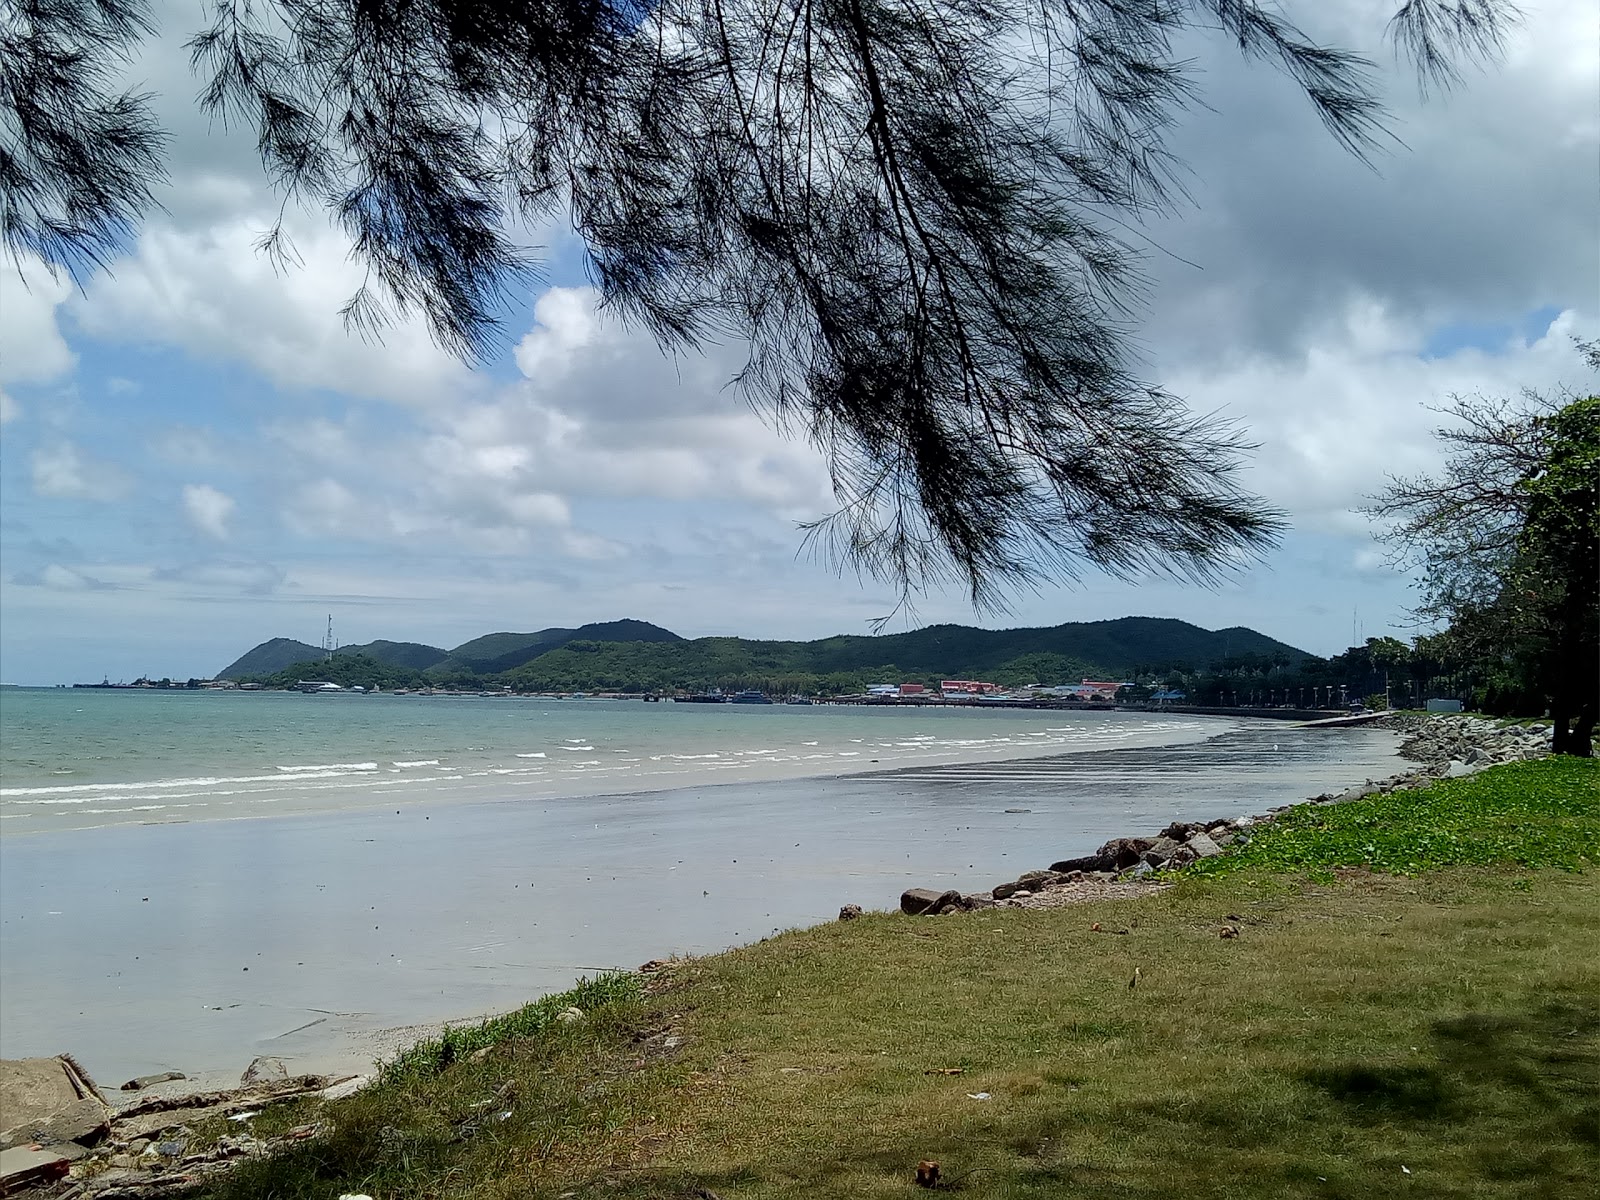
0, 704, 1234, 839
2, 722, 1405, 1095
900, 711, 1554, 916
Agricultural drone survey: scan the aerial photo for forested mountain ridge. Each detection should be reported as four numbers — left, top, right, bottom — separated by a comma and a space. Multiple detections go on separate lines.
219, 616, 1309, 690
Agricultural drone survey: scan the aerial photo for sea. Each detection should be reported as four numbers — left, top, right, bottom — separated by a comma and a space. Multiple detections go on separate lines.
0, 689, 1404, 1087
0, 688, 1228, 836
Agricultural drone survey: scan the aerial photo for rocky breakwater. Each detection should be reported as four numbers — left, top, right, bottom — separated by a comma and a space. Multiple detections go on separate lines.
896, 713, 1553, 917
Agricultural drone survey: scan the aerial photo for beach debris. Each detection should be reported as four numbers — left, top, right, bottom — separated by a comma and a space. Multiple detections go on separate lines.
226, 1111, 260, 1123
0, 1055, 113, 1163
838, 904, 863, 921
240, 1057, 287, 1087
923, 1068, 964, 1076
318, 1075, 372, 1102
965, 1092, 991, 1101
337, 1194, 376, 1199
0, 1145, 73, 1192
1129, 967, 1142, 990
1220, 925, 1241, 939
915, 1160, 942, 1188
555, 1006, 585, 1024
119, 1072, 187, 1093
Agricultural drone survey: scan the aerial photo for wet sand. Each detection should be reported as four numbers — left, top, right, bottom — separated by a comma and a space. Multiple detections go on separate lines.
0, 725, 1400, 1088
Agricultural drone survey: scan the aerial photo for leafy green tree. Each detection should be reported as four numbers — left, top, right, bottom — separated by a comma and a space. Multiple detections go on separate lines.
2, 0, 1512, 603
1368, 366, 1599, 755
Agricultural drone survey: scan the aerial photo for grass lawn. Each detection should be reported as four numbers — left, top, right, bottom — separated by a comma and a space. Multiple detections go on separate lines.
201, 758, 1599, 1200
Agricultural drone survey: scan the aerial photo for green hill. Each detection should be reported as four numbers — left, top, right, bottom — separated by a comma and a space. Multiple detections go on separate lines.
429, 620, 683, 676
217, 638, 324, 679
499, 617, 1311, 693
339, 640, 449, 671
223, 616, 1311, 692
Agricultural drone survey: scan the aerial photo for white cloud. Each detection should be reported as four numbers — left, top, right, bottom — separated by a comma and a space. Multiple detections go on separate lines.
30, 442, 130, 501
1167, 306, 1597, 533
33, 564, 113, 591
0, 262, 74, 385
70, 215, 475, 407
182, 483, 237, 540
0, 390, 18, 426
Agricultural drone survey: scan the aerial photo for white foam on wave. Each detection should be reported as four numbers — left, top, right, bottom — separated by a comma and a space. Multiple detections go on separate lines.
515, 752, 547, 758
392, 759, 440, 769
2, 766, 378, 799
275, 762, 379, 773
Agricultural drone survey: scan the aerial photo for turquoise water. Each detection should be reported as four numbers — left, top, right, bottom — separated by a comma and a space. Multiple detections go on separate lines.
0, 689, 1220, 834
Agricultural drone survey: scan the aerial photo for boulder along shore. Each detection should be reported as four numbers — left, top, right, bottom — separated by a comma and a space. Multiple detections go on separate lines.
893, 713, 1555, 917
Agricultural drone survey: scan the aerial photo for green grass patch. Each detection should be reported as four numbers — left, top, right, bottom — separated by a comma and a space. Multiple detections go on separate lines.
1192, 756, 1600, 878
382, 970, 641, 1086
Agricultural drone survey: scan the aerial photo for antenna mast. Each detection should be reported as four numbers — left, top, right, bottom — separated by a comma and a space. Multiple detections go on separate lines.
322, 614, 336, 661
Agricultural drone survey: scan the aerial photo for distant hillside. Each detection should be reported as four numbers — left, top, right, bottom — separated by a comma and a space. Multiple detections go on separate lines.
221, 616, 1310, 689
428, 620, 683, 677
499, 617, 1312, 692
217, 638, 325, 679
340, 640, 449, 671
219, 620, 683, 680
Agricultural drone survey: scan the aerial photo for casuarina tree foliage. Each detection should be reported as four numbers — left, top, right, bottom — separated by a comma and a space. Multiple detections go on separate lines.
1367, 349, 1600, 756
1, 1, 1512, 604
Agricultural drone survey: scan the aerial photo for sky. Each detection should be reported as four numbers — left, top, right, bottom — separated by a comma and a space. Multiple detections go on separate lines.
1, 1, 1596, 685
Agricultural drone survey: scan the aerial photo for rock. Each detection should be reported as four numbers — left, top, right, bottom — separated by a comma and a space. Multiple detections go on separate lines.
964, 895, 997, 910
556, 1006, 585, 1024
937, 903, 963, 915
1445, 759, 1474, 778
1124, 861, 1155, 878
838, 904, 863, 921
991, 881, 1023, 901
901, 887, 960, 916
1139, 836, 1180, 866
120, 1071, 187, 1092
1159, 821, 1198, 840
1016, 869, 1062, 888
240, 1057, 287, 1087
1186, 831, 1224, 858
1096, 837, 1154, 870
1465, 746, 1492, 765
1166, 845, 1198, 868
1047, 854, 1102, 874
